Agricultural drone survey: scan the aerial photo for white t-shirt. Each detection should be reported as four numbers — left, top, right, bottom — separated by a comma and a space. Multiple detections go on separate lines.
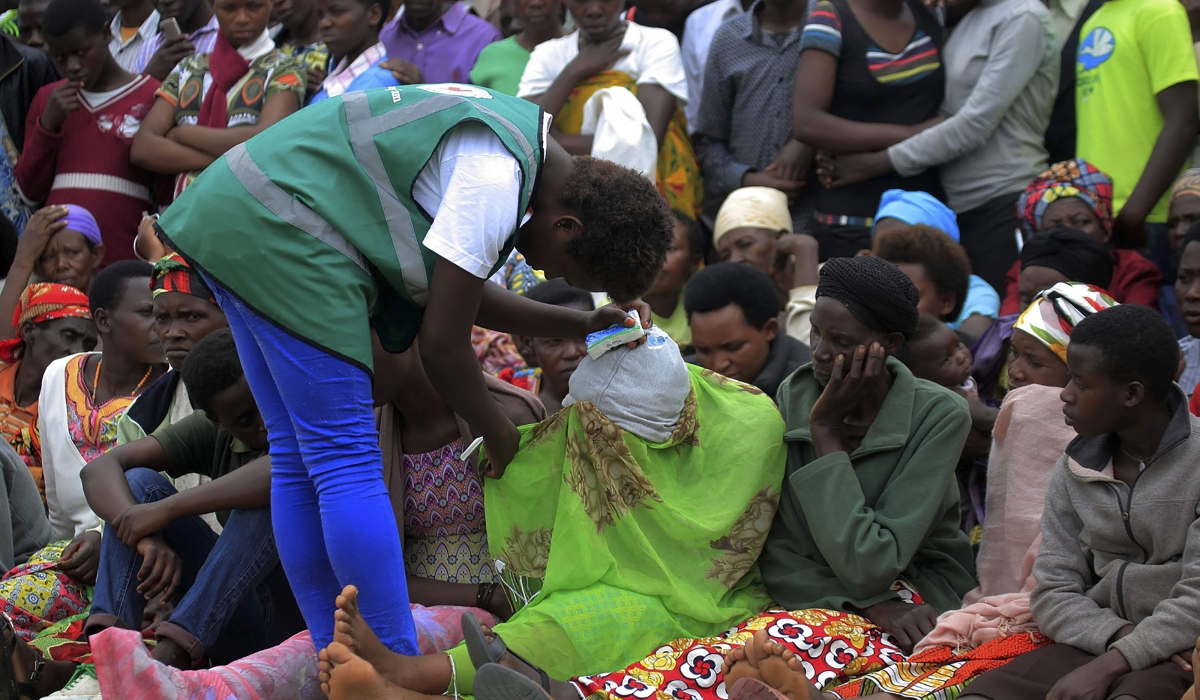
419, 114, 550, 280
517, 22, 689, 104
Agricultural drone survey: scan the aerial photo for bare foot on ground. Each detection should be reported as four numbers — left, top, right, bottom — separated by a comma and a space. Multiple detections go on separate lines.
724, 642, 764, 687
729, 630, 830, 700
319, 585, 452, 695
324, 641, 412, 700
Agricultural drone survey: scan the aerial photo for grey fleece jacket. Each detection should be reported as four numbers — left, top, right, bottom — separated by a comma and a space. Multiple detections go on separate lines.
1031, 387, 1200, 671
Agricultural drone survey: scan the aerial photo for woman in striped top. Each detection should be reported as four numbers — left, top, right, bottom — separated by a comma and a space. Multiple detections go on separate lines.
791, 0, 946, 260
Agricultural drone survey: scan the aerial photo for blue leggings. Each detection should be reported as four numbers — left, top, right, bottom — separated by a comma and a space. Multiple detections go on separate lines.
210, 281, 418, 654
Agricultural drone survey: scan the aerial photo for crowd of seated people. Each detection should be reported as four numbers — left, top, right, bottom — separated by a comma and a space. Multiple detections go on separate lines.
0, 0, 1195, 696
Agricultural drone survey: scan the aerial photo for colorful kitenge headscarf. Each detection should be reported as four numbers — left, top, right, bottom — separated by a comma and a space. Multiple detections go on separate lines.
1014, 281, 1118, 363
1017, 159, 1114, 238
151, 253, 215, 304
0, 283, 91, 363
1171, 169, 1200, 204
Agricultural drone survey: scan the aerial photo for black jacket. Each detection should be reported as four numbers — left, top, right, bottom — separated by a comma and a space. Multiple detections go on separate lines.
0, 36, 58, 156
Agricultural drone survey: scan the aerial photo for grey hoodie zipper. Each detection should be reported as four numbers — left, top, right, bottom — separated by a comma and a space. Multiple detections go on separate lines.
1108, 472, 1150, 619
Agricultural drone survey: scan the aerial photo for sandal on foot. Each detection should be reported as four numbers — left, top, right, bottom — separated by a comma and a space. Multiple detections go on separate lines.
0, 613, 43, 700
475, 663, 549, 700
730, 678, 791, 700
461, 612, 551, 692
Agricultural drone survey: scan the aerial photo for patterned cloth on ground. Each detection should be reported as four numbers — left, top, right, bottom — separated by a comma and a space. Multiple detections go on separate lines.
830, 633, 1051, 699
576, 601, 916, 700
0, 541, 90, 640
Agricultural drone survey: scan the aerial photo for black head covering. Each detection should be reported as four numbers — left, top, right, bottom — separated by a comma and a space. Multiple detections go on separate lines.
1020, 226, 1114, 290
816, 256, 921, 339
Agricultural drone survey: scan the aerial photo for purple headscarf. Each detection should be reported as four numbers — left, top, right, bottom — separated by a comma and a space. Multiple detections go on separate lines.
61, 205, 102, 246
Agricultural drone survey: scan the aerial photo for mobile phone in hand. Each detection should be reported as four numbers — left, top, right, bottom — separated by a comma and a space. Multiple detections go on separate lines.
160, 17, 182, 41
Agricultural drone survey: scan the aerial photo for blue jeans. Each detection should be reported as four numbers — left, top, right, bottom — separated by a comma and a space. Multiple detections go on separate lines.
208, 280, 418, 654
88, 469, 303, 664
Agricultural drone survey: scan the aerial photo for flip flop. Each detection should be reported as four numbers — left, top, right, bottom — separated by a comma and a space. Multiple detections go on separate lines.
475, 663, 548, 700
461, 612, 551, 693
0, 613, 41, 700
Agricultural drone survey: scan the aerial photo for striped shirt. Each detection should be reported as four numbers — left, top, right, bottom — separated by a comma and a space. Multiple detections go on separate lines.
129, 14, 219, 75
801, 1, 941, 85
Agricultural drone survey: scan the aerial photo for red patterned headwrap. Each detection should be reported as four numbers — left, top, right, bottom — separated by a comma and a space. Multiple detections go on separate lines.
0, 283, 92, 364
151, 253, 215, 305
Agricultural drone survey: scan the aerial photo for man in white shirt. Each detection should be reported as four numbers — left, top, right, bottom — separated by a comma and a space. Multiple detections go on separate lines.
680, 0, 750, 132
107, 0, 159, 71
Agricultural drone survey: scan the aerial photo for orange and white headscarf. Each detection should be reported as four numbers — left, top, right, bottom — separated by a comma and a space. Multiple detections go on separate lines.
0, 283, 91, 363
1014, 282, 1118, 363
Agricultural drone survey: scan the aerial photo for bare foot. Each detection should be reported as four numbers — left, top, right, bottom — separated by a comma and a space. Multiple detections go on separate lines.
328, 585, 454, 695
755, 639, 828, 700
324, 641, 407, 700
724, 642, 764, 687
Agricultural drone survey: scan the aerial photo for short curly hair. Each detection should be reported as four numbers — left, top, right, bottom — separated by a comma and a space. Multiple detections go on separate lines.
873, 224, 971, 322
1070, 304, 1178, 401
562, 157, 673, 303
181, 329, 244, 415
684, 263, 779, 329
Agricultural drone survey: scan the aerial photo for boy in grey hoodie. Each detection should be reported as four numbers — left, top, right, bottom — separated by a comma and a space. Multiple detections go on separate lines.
963, 304, 1200, 700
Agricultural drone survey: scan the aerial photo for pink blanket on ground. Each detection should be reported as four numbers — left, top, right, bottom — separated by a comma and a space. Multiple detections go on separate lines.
915, 384, 1075, 653
93, 604, 494, 700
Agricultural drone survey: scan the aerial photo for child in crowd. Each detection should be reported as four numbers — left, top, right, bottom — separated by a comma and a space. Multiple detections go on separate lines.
510, 279, 592, 412
15, 0, 158, 262
872, 224, 972, 335
961, 304, 1200, 700
40, 260, 166, 542
518, 0, 702, 218
1004, 160, 1162, 313
712, 186, 820, 341
0, 206, 103, 346
132, 0, 305, 200
684, 262, 810, 399
692, 0, 810, 230
896, 312, 992, 535
79, 329, 304, 670
970, 226, 1114, 400
0, 284, 93, 499
643, 210, 704, 349
872, 189, 1000, 340
378, 0, 499, 84
1075, 0, 1197, 264
896, 313, 974, 393
308, 0, 396, 103
468, 0, 564, 96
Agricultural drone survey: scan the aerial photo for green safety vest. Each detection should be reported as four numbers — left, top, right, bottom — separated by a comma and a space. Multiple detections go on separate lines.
158, 84, 546, 371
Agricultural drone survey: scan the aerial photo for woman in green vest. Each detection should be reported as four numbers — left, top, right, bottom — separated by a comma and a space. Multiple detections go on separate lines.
153, 84, 672, 656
